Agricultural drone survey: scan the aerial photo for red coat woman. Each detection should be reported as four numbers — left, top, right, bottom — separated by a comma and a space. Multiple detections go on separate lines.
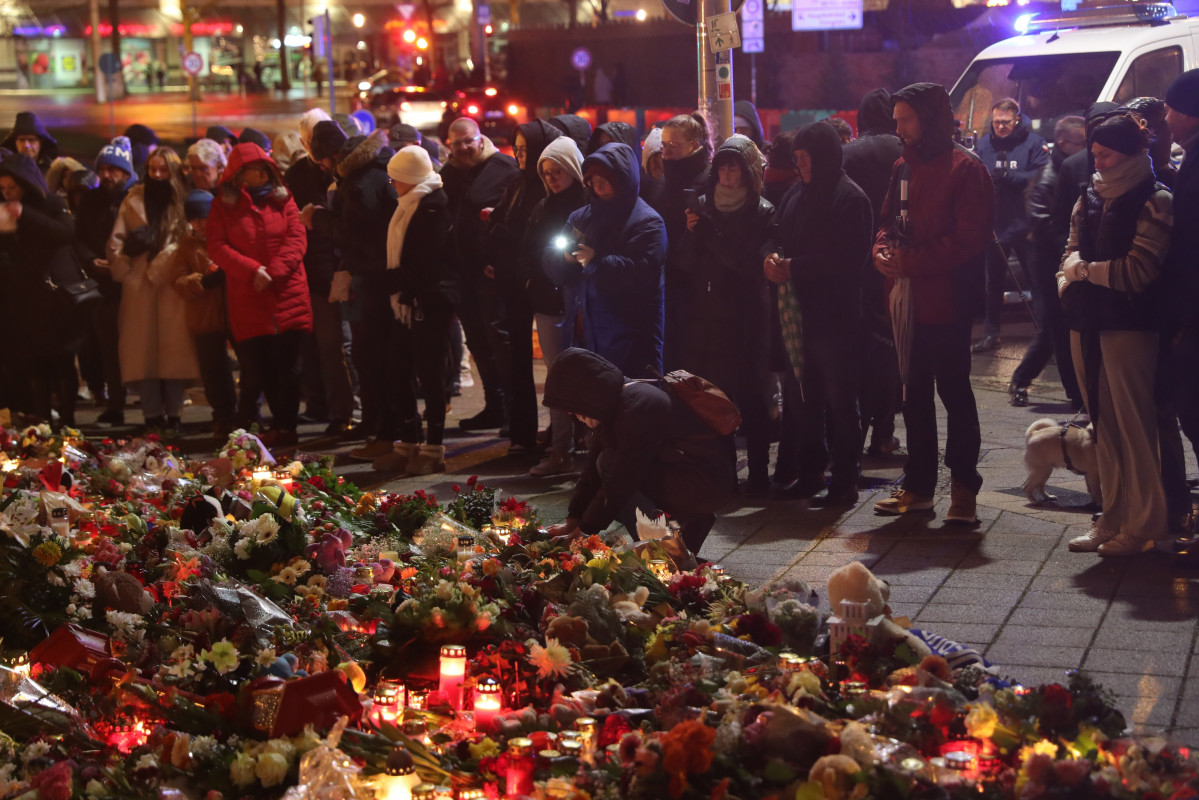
206, 143, 311, 445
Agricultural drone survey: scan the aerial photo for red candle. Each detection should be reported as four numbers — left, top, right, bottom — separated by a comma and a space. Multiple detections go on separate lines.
439, 645, 467, 710
505, 737, 534, 797
474, 678, 502, 731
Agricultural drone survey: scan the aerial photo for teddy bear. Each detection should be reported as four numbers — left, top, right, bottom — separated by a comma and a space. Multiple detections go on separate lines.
545, 614, 629, 671
825, 562, 930, 660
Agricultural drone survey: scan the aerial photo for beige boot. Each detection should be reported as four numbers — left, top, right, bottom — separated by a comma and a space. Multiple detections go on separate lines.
407, 443, 446, 476
372, 441, 420, 472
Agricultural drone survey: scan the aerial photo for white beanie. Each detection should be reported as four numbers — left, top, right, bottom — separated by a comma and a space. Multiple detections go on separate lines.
299, 108, 332, 148
387, 145, 433, 184
537, 136, 585, 189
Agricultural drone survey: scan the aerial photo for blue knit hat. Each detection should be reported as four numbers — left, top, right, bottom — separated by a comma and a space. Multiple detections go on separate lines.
184, 189, 213, 220
95, 135, 134, 176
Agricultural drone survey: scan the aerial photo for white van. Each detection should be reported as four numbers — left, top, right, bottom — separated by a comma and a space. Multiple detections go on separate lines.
950, 3, 1199, 139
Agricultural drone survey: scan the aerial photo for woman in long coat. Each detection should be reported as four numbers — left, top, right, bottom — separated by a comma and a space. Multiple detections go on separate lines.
108, 147, 199, 434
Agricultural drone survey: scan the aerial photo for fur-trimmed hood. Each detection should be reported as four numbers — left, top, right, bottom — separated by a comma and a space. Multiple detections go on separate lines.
336, 129, 392, 179
217, 143, 291, 207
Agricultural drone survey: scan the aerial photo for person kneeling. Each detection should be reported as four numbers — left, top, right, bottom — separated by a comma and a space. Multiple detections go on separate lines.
542, 348, 737, 557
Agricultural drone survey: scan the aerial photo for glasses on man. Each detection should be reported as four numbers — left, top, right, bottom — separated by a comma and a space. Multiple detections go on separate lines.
449, 135, 480, 148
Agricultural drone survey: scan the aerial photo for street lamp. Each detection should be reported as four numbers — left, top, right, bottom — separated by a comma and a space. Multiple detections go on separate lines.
353, 12, 365, 27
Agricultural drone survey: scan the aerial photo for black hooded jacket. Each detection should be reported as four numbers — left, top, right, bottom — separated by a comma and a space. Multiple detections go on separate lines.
0, 153, 83, 356
543, 348, 735, 534
441, 139, 519, 278
655, 146, 711, 288
678, 134, 774, 382
975, 114, 1049, 244
734, 100, 766, 150
311, 130, 398, 292
548, 114, 593, 153
843, 88, 904, 224
487, 119, 561, 290
768, 121, 873, 336
588, 121, 656, 204
1, 112, 58, 171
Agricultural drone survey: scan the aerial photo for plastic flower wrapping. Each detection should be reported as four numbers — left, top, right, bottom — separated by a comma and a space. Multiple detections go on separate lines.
0, 423, 1193, 799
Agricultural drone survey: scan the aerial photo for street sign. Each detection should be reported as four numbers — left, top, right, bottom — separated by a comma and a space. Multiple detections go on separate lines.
182, 51, 204, 77
477, 4, 491, 23
743, 37, 764, 52
98, 51, 121, 76
741, 0, 764, 53
792, 0, 863, 30
661, 0, 747, 26
397, 3, 417, 20
707, 12, 741, 52
570, 46, 592, 72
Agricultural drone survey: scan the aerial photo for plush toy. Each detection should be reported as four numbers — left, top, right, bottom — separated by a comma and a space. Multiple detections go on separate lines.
307, 529, 352, 574
825, 562, 930, 659
94, 569, 154, 614
544, 614, 629, 671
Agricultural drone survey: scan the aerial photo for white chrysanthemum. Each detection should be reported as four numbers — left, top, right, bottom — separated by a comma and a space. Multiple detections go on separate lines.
190, 735, 219, 760
62, 559, 85, 578
74, 578, 95, 599
134, 753, 158, 771
21, 740, 50, 766
234, 537, 253, 560
526, 637, 575, 680
106, 610, 143, 640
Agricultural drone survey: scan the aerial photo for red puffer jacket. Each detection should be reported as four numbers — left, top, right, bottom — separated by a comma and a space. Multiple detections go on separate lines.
207, 143, 312, 342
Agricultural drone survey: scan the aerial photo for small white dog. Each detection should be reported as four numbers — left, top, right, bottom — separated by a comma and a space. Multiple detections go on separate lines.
1023, 418, 1101, 506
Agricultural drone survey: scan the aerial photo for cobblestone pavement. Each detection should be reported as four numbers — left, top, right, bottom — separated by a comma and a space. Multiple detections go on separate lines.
80, 317, 1199, 742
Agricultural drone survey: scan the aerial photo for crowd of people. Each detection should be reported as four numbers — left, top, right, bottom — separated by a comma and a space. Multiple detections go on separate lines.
1, 70, 1198, 558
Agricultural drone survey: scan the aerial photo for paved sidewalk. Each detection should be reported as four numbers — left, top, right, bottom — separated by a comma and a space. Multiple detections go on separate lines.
360, 321, 1199, 744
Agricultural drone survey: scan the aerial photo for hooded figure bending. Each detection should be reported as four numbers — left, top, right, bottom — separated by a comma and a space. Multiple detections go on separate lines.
543, 348, 737, 556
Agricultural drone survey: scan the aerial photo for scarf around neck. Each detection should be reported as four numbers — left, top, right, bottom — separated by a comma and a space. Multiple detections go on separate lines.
386, 171, 444, 274
712, 183, 748, 213
1092, 152, 1153, 200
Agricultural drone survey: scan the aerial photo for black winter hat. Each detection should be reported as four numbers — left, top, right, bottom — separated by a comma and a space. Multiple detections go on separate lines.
123, 123, 159, 146
2, 111, 58, 160
1089, 113, 1150, 156
0, 152, 48, 201
309, 120, 349, 161
1166, 69, 1199, 118
239, 127, 272, 153
205, 125, 237, 145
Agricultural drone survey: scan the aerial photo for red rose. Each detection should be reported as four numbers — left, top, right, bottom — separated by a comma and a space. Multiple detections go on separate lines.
31, 760, 75, 800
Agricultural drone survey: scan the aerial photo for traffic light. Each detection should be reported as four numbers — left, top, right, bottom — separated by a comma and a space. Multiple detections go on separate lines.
484, 24, 493, 35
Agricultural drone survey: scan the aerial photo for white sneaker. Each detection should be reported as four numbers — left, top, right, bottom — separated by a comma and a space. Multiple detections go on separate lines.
1097, 532, 1155, 557
1067, 526, 1117, 553
529, 452, 574, 477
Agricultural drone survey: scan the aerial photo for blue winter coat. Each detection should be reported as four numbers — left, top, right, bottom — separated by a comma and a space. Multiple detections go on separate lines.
975, 116, 1049, 244
558, 143, 666, 378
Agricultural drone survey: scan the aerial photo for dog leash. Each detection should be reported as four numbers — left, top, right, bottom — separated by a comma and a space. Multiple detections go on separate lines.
1058, 419, 1093, 476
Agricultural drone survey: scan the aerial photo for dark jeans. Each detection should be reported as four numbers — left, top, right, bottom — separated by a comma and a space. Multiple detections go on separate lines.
860, 326, 899, 449
1158, 328, 1199, 519
791, 333, 862, 492
93, 297, 125, 414
351, 292, 403, 440
21, 354, 77, 427
237, 330, 302, 431
505, 288, 538, 447
300, 292, 355, 423
1011, 243, 1082, 404
193, 331, 237, 425
902, 319, 982, 496
456, 275, 510, 411
233, 340, 263, 428
982, 238, 1030, 339
394, 294, 454, 445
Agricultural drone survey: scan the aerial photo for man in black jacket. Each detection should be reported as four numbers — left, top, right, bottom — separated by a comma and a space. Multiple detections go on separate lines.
542, 348, 736, 556
305, 129, 399, 458
441, 116, 520, 432
972, 98, 1049, 353
2, 112, 58, 173
285, 135, 355, 437
74, 136, 137, 425
764, 121, 873, 506
843, 88, 905, 456
1008, 116, 1086, 410
1163, 71, 1199, 540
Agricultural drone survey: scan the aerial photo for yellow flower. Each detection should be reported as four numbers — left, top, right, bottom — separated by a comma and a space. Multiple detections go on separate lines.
307, 575, 327, 590
470, 738, 501, 760
256, 751, 290, 786
230, 752, 257, 787
276, 567, 299, 586
201, 639, 240, 673
33, 541, 62, 567
964, 702, 999, 740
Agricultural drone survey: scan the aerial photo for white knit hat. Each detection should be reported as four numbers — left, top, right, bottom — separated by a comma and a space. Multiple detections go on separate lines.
387, 145, 433, 184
